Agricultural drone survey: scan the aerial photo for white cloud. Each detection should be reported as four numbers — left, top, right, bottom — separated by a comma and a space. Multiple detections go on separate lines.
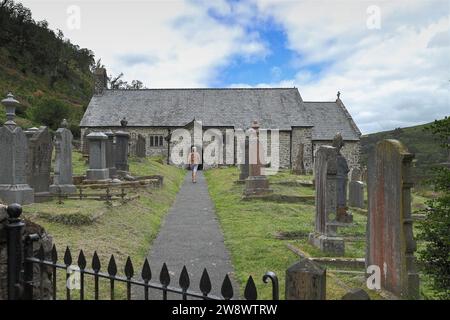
19, 0, 269, 87
235, 0, 450, 133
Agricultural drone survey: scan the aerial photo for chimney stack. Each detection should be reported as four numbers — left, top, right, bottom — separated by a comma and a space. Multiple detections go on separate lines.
94, 68, 108, 95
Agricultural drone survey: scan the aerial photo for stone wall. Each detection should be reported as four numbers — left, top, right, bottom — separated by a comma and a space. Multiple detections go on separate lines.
313, 140, 360, 171
82, 126, 361, 171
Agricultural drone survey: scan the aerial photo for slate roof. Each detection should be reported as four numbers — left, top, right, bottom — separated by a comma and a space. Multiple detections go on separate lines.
80, 88, 361, 140
301, 101, 361, 141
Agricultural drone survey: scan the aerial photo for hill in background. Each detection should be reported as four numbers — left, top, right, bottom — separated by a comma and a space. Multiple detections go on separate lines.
360, 121, 449, 183
0, 0, 95, 135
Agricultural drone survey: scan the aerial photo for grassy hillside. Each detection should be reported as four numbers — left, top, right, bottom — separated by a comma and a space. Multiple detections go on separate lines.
0, 0, 95, 134
360, 121, 448, 183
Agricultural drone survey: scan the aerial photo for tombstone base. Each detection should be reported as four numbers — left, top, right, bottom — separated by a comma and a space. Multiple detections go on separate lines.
34, 192, 53, 203
0, 184, 34, 205
49, 184, 77, 194
308, 232, 345, 256
86, 169, 110, 181
244, 175, 272, 196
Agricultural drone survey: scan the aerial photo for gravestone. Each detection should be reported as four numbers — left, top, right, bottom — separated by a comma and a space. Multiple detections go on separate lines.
348, 167, 364, 208
0, 93, 34, 204
366, 139, 420, 299
243, 120, 272, 197
115, 131, 130, 174
25, 126, 53, 195
292, 143, 305, 175
136, 134, 146, 158
105, 130, 118, 180
238, 136, 249, 182
285, 259, 326, 300
49, 120, 76, 194
86, 132, 110, 181
308, 145, 345, 255
333, 133, 353, 223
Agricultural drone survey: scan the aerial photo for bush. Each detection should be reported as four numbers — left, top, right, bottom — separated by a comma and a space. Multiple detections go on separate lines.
27, 97, 70, 130
418, 117, 450, 299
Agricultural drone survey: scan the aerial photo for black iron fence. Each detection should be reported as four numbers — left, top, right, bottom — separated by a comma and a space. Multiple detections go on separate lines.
5, 204, 279, 301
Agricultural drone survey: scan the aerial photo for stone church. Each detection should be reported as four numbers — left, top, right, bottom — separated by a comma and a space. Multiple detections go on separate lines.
80, 68, 361, 171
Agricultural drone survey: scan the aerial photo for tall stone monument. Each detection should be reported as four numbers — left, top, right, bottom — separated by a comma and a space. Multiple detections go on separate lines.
308, 145, 345, 255
86, 132, 110, 181
348, 167, 364, 208
105, 130, 118, 180
25, 126, 53, 196
0, 93, 34, 204
49, 120, 76, 194
243, 120, 272, 197
333, 133, 353, 223
115, 131, 130, 174
366, 139, 420, 299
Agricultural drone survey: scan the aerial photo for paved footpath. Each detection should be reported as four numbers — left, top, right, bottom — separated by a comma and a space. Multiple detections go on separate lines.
132, 171, 238, 300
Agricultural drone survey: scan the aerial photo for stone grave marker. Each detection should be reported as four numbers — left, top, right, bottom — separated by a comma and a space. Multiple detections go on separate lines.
49, 120, 76, 194
333, 133, 353, 223
105, 130, 118, 180
243, 120, 272, 197
366, 139, 420, 299
285, 259, 326, 300
308, 145, 345, 255
348, 167, 364, 208
0, 93, 34, 204
115, 131, 130, 174
86, 132, 110, 181
292, 142, 305, 175
136, 134, 146, 158
25, 126, 53, 195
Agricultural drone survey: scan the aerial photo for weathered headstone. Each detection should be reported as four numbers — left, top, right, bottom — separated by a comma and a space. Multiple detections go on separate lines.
136, 134, 146, 158
292, 143, 305, 175
333, 133, 353, 223
115, 131, 130, 174
243, 120, 272, 197
348, 167, 364, 208
49, 120, 76, 194
238, 136, 249, 182
285, 259, 326, 300
25, 126, 53, 195
86, 132, 110, 181
308, 145, 345, 255
0, 93, 34, 205
105, 130, 118, 180
366, 139, 420, 299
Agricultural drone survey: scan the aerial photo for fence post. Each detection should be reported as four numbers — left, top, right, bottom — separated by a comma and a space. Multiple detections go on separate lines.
6, 203, 24, 300
285, 258, 326, 300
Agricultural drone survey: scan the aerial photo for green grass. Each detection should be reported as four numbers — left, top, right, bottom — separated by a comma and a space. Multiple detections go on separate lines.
22, 154, 185, 300
204, 167, 436, 300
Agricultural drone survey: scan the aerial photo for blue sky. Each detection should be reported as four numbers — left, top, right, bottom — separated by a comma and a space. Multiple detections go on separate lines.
18, 0, 450, 133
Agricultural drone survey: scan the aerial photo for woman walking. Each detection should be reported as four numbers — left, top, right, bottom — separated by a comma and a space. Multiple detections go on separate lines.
187, 146, 201, 183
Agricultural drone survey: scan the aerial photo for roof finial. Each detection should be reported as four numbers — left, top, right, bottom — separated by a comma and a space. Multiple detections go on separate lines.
337, 91, 341, 100
120, 117, 128, 127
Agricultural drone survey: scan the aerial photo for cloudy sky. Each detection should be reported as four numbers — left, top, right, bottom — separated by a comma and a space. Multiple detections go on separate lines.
19, 0, 449, 134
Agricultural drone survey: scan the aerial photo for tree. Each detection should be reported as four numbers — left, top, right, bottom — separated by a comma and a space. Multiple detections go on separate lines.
27, 97, 71, 131
418, 116, 450, 299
